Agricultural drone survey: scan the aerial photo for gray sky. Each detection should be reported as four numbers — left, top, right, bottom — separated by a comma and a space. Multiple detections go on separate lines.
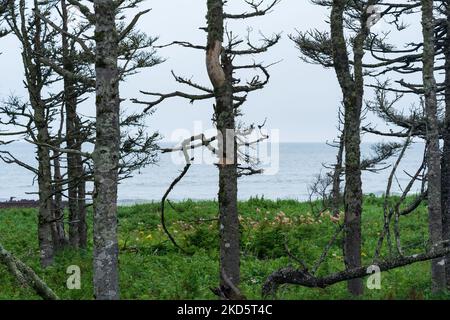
0, 1, 420, 143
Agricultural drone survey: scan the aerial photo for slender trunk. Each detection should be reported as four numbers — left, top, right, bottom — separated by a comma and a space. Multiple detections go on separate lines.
92, 0, 120, 300
61, 0, 84, 248
30, 0, 54, 267
422, 0, 446, 293
51, 150, 67, 250
343, 30, 366, 296
331, 133, 344, 217
442, 0, 450, 289
330, 0, 367, 295
217, 58, 240, 299
67, 147, 81, 249
342, 93, 363, 296
77, 142, 87, 249
36, 115, 54, 267
78, 177, 88, 249
206, 0, 240, 299
67, 129, 81, 249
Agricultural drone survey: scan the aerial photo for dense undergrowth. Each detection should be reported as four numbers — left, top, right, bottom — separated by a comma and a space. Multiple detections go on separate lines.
0, 195, 449, 300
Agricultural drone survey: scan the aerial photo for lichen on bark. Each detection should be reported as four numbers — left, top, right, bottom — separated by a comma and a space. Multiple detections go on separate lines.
92, 0, 121, 300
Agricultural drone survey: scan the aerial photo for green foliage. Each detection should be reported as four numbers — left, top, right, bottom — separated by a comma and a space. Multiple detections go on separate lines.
0, 197, 449, 300
184, 225, 219, 252
247, 222, 287, 259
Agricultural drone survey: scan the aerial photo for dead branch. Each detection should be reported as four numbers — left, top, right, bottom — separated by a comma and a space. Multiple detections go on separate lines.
0, 244, 59, 300
160, 163, 191, 253
262, 245, 450, 297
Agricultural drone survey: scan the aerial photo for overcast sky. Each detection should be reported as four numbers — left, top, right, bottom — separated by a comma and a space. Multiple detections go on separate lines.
0, 1, 420, 143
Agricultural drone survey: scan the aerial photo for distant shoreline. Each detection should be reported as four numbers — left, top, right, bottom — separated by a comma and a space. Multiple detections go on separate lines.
0, 199, 68, 209
0, 193, 415, 209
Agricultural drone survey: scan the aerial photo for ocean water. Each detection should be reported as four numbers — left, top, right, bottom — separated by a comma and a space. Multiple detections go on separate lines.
0, 142, 425, 204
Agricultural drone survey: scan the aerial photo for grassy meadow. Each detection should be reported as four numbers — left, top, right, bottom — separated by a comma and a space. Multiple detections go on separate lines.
0, 195, 449, 300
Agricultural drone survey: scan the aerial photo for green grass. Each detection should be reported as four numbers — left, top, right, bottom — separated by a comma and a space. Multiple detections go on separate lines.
0, 195, 449, 300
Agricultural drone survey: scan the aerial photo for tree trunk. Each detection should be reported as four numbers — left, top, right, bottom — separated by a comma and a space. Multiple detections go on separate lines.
78, 178, 88, 249
206, 0, 241, 299
331, 133, 344, 217
216, 59, 240, 299
66, 99, 81, 249
51, 150, 67, 251
421, 0, 446, 293
330, 0, 367, 296
92, 0, 120, 300
342, 91, 363, 297
442, 0, 450, 289
30, 0, 54, 268
35, 117, 54, 267
61, 0, 87, 249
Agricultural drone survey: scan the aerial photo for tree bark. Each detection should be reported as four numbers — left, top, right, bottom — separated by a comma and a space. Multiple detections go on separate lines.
331, 132, 344, 217
51, 150, 67, 251
35, 118, 54, 268
29, 0, 55, 268
92, 0, 120, 300
61, 0, 87, 249
78, 178, 88, 249
206, 0, 241, 300
216, 65, 240, 300
422, 0, 446, 293
441, 0, 450, 289
330, 0, 368, 296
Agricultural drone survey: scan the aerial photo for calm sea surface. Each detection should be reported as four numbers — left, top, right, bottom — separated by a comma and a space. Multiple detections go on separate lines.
0, 142, 425, 204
